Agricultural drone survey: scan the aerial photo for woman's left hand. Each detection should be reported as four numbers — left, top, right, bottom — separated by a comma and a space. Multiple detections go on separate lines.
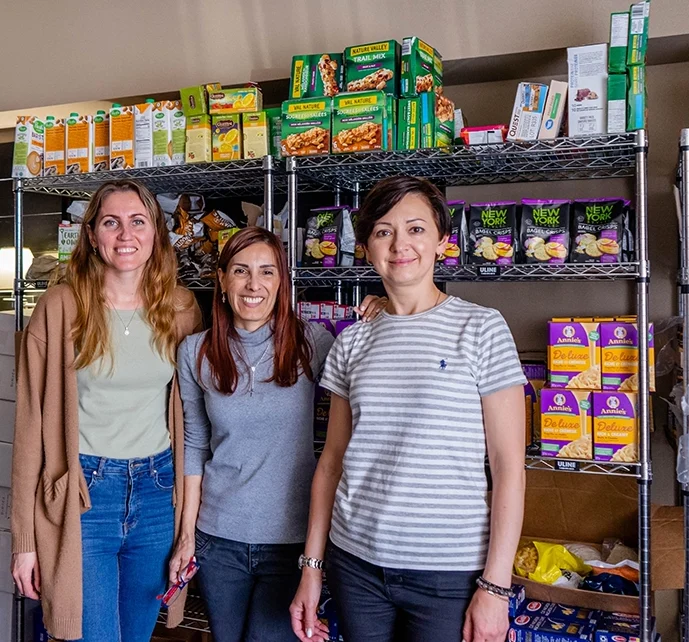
462, 587, 509, 642
354, 295, 388, 322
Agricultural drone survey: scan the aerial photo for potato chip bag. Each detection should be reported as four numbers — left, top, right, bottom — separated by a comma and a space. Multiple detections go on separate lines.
571, 198, 625, 263
521, 199, 571, 264
303, 206, 346, 268
439, 201, 465, 266
468, 201, 517, 265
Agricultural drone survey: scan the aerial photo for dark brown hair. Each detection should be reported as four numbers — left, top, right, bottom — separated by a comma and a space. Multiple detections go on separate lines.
198, 226, 313, 394
355, 176, 451, 245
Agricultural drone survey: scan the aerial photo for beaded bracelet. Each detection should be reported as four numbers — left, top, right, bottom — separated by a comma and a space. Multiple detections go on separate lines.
476, 576, 515, 600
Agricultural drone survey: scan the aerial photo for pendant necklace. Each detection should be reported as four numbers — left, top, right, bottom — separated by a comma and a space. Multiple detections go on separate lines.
245, 343, 271, 396
107, 299, 139, 336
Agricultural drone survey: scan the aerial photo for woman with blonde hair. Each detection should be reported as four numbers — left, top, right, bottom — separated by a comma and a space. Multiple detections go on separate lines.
10, 180, 201, 641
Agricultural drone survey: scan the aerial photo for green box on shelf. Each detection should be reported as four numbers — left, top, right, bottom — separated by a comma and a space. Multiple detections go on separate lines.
344, 40, 401, 96
332, 91, 389, 153
179, 83, 220, 117
265, 107, 282, 157
608, 12, 629, 73
627, 1, 650, 66
398, 97, 420, 150
387, 95, 397, 150
627, 65, 646, 131
280, 98, 332, 156
401, 36, 443, 96
420, 92, 454, 148
607, 74, 627, 134
290, 54, 344, 99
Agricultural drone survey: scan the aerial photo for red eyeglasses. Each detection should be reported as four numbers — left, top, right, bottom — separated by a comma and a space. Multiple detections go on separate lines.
157, 557, 199, 608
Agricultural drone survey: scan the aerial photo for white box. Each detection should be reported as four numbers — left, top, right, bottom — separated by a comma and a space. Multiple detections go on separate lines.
538, 80, 568, 139
0, 401, 14, 444
0, 357, 15, 403
506, 83, 548, 142
0, 590, 12, 642
0, 444, 11, 488
135, 100, 155, 168
0, 487, 10, 532
567, 44, 608, 136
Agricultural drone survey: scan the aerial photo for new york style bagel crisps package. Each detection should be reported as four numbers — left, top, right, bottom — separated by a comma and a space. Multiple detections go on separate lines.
520, 199, 570, 264
468, 202, 517, 265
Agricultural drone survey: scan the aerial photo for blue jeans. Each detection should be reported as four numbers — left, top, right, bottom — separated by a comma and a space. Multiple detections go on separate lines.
194, 529, 302, 642
78, 449, 175, 642
326, 542, 480, 642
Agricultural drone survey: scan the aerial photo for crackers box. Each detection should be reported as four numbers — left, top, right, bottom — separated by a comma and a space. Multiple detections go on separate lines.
281, 98, 332, 156
212, 115, 242, 161
593, 391, 638, 463
92, 110, 109, 171
507, 82, 548, 142
567, 44, 608, 136
521, 199, 571, 264
548, 320, 601, 389
607, 74, 627, 134
468, 201, 517, 265
345, 40, 401, 96
109, 104, 135, 169
609, 12, 630, 73
43, 116, 65, 176
332, 91, 388, 153
134, 100, 155, 168
540, 389, 593, 459
185, 114, 212, 163
12, 116, 44, 178
397, 97, 420, 150
265, 107, 282, 157
400, 36, 443, 96
169, 101, 186, 165
538, 80, 568, 140
209, 86, 262, 115
600, 321, 655, 392
627, 65, 646, 131
627, 2, 650, 66
290, 54, 344, 99
179, 83, 221, 117
420, 91, 454, 147
242, 112, 269, 159
152, 101, 173, 166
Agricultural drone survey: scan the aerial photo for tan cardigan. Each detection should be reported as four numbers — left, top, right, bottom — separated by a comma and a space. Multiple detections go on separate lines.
11, 284, 202, 640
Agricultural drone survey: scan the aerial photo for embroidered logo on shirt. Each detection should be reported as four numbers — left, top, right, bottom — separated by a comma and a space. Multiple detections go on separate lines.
439, 359, 448, 370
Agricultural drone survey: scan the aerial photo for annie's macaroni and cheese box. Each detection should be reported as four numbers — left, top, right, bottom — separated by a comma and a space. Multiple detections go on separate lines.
109, 104, 135, 170
548, 319, 601, 389
12, 116, 44, 178
593, 391, 638, 463
65, 113, 93, 174
523, 361, 547, 447
93, 110, 109, 172
540, 389, 592, 460
600, 320, 655, 392
43, 116, 65, 176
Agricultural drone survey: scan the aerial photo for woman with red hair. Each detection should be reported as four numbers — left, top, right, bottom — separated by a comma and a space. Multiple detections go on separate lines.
169, 227, 382, 642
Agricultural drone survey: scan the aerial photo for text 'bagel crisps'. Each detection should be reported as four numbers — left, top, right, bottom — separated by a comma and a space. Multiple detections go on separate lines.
571, 198, 625, 263
438, 201, 465, 266
468, 201, 517, 265
520, 199, 570, 264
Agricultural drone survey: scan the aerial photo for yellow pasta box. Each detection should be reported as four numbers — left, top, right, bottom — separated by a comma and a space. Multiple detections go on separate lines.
93, 110, 109, 172
12, 116, 44, 177
540, 389, 592, 459
212, 116, 242, 161
209, 85, 263, 115
43, 116, 65, 176
242, 112, 269, 159
185, 115, 212, 163
109, 104, 135, 169
547, 319, 601, 389
600, 320, 655, 392
65, 113, 93, 174
593, 391, 638, 462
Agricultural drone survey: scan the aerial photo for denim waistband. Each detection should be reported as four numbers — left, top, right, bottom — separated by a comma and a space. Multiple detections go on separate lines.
79, 447, 173, 475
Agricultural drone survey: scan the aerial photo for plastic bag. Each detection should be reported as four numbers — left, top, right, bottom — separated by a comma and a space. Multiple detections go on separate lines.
581, 572, 639, 596
514, 541, 591, 585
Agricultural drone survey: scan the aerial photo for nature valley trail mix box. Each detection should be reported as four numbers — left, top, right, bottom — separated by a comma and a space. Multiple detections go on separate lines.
540, 389, 593, 460
290, 54, 344, 98
400, 37, 443, 96
332, 91, 388, 153
281, 98, 332, 156
345, 40, 401, 96
468, 202, 517, 265
627, 1, 650, 66
43, 116, 65, 176
548, 320, 601, 389
520, 200, 570, 264
593, 391, 638, 463
265, 107, 282, 157
12, 116, 44, 178
600, 321, 655, 392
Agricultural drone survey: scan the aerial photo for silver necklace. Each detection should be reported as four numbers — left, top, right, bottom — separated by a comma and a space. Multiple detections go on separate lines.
244, 343, 271, 396
107, 300, 139, 336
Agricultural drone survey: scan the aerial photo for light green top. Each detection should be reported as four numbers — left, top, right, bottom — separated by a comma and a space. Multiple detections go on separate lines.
77, 309, 174, 459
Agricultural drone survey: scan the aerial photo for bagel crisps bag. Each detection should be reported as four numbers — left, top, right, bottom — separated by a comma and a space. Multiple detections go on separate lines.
571, 198, 625, 263
439, 200, 465, 266
468, 202, 517, 265
521, 199, 571, 264
303, 206, 345, 268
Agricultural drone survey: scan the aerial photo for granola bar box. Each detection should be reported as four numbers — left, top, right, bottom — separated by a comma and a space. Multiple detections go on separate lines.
420, 90, 454, 148
345, 40, 401, 96
397, 97, 420, 150
540, 389, 593, 460
332, 91, 388, 153
281, 97, 332, 156
548, 319, 601, 390
400, 37, 443, 96
593, 391, 638, 463
290, 53, 344, 99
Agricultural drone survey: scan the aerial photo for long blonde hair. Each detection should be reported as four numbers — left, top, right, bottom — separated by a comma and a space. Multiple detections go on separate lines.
67, 180, 179, 369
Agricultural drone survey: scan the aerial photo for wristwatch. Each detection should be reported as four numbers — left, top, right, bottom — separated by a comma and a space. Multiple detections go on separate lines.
298, 554, 324, 571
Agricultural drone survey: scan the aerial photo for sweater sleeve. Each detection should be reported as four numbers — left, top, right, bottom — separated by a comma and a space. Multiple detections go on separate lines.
11, 327, 47, 553
178, 335, 212, 476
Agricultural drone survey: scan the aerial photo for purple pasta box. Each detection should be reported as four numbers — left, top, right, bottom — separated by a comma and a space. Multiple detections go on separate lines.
547, 320, 601, 389
540, 389, 593, 459
600, 321, 655, 392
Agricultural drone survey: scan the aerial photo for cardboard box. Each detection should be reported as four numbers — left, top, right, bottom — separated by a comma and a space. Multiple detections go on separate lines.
179, 83, 221, 117
109, 104, 135, 170
281, 98, 332, 156
58, 221, 81, 263
507, 83, 548, 142
627, 65, 646, 131
65, 113, 94, 174
420, 91, 454, 147
209, 86, 263, 115
397, 97, 420, 150
540, 389, 592, 459
169, 101, 186, 165
627, 2, 650, 66
242, 112, 269, 159
400, 36, 442, 96
461, 125, 507, 145
600, 321, 655, 392
12, 116, 44, 178
43, 116, 65, 176
609, 12, 630, 73
0, 442, 11, 487
212, 115, 242, 161
290, 54, 344, 99
0, 400, 14, 443
607, 74, 627, 134
265, 107, 282, 157
567, 44, 608, 136
332, 91, 388, 153
345, 40, 401, 96
92, 110, 109, 172
548, 320, 601, 389
538, 80, 568, 140
593, 391, 638, 462
134, 99, 155, 168
509, 613, 594, 642
185, 115, 212, 164
152, 101, 173, 167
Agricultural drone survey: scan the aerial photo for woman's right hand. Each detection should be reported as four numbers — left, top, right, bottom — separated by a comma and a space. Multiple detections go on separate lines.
290, 569, 329, 642
168, 533, 195, 585
11, 552, 41, 600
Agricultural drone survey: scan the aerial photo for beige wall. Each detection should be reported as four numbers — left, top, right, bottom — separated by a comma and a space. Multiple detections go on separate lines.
2, 0, 688, 111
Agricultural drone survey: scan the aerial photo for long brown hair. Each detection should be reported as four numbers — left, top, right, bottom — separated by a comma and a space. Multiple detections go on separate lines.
67, 180, 179, 369
198, 227, 313, 394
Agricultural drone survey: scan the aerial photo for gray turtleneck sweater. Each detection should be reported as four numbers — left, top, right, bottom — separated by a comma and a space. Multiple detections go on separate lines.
178, 321, 335, 544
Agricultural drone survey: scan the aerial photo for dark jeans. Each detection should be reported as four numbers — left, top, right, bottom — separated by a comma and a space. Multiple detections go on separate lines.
195, 529, 302, 642
326, 542, 480, 642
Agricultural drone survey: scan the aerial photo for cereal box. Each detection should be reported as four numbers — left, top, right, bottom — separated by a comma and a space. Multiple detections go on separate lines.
593, 391, 638, 462
185, 114, 212, 163
548, 320, 601, 389
43, 116, 65, 176
290, 54, 344, 99
242, 112, 269, 159
281, 98, 332, 156
468, 202, 517, 265
439, 201, 465, 266
420, 90, 454, 147
169, 101, 186, 165
567, 44, 608, 136
540, 389, 593, 459
303, 207, 345, 268
571, 198, 625, 263
179, 83, 221, 117
332, 91, 388, 153
152, 102, 172, 167
607, 74, 627, 134
397, 97, 420, 150
600, 321, 655, 392
265, 107, 282, 157
65, 114, 93, 174
13, 116, 44, 178
609, 12, 630, 73
109, 104, 135, 170
510, 613, 595, 642
92, 110, 109, 172
627, 2, 650, 66
212, 115, 242, 161
538, 80, 568, 140
400, 37, 442, 96
627, 65, 646, 131
345, 40, 401, 96
209, 86, 262, 115
523, 361, 547, 446
519, 601, 599, 624
520, 199, 570, 264
135, 99, 155, 168
507, 82, 548, 142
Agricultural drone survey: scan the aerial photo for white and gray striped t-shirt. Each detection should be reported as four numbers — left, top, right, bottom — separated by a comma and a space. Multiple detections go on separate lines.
319, 296, 526, 571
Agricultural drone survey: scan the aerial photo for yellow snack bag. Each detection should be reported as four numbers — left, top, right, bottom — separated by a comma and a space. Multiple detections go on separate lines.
514, 540, 591, 585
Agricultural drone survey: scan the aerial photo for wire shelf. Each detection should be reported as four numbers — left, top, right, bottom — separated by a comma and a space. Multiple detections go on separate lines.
292, 134, 637, 190
526, 455, 640, 477
157, 594, 210, 632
